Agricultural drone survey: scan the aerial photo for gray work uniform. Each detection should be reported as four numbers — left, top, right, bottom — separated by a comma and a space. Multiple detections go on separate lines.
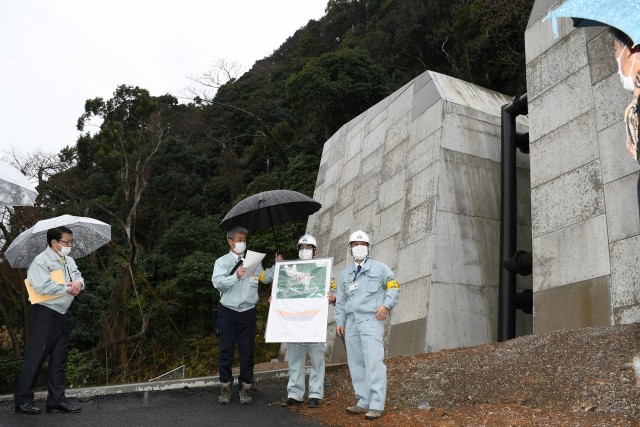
335, 257, 399, 411
286, 281, 335, 401
212, 252, 267, 312
28, 247, 85, 313
211, 251, 274, 385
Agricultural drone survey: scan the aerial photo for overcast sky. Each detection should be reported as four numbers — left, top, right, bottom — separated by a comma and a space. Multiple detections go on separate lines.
0, 0, 328, 158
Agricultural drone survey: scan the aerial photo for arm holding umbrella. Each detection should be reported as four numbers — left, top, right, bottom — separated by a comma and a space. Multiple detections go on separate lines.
259, 252, 284, 284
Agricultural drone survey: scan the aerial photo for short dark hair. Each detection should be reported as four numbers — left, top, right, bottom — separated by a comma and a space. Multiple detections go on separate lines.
610, 27, 632, 47
46, 226, 73, 247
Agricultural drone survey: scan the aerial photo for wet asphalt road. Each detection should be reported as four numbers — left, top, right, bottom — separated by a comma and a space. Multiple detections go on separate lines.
0, 377, 325, 427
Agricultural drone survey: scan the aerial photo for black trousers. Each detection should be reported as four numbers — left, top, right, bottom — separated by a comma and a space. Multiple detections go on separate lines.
217, 304, 256, 385
637, 172, 640, 221
14, 304, 69, 406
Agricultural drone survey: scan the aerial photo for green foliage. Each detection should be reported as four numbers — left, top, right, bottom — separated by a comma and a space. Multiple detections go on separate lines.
448, 0, 533, 95
181, 335, 218, 378
283, 154, 320, 196
285, 48, 389, 143
0, 359, 23, 394
66, 349, 101, 388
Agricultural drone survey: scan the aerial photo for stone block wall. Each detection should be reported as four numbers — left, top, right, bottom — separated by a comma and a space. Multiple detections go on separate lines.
526, 1, 640, 331
305, 70, 532, 362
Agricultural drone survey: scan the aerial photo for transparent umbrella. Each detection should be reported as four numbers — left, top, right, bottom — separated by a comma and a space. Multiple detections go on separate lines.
4, 214, 111, 268
547, 0, 640, 46
0, 160, 38, 207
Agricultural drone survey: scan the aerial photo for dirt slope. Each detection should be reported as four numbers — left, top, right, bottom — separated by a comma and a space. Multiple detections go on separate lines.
281, 323, 640, 426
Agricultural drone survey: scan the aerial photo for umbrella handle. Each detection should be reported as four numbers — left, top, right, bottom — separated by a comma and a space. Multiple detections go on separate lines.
267, 208, 279, 252
545, 10, 559, 40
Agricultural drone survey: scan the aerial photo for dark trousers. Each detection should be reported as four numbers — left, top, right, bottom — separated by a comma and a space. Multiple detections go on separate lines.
637, 172, 640, 221
217, 304, 256, 385
14, 304, 69, 406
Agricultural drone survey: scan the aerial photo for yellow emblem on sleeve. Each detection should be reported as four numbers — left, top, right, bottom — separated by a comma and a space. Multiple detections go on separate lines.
259, 271, 265, 283
330, 279, 336, 290
386, 279, 399, 290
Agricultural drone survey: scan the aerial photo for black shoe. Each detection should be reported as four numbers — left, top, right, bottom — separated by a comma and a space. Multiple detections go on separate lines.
308, 398, 321, 408
46, 401, 81, 413
281, 397, 302, 407
15, 402, 41, 415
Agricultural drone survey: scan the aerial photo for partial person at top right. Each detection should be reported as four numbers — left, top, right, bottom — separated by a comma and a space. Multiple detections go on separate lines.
611, 27, 640, 217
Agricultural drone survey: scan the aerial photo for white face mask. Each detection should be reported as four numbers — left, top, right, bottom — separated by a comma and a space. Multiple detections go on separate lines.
298, 249, 313, 260
351, 245, 368, 260
617, 45, 637, 92
233, 242, 246, 254
58, 244, 72, 257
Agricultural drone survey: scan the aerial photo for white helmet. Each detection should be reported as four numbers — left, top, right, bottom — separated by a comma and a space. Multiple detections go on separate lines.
348, 230, 370, 245
297, 234, 317, 248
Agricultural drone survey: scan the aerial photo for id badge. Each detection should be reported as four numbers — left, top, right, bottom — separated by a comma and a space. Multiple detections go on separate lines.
249, 276, 259, 284
348, 282, 358, 292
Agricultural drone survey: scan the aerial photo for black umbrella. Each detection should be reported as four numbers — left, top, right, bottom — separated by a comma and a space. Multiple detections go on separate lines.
218, 190, 321, 249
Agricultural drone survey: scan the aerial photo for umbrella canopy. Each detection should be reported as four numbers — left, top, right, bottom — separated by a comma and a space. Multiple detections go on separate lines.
5, 214, 111, 268
219, 190, 321, 247
0, 160, 38, 207
546, 0, 640, 46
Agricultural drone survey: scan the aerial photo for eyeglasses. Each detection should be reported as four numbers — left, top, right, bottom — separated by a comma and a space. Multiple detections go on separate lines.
58, 239, 73, 246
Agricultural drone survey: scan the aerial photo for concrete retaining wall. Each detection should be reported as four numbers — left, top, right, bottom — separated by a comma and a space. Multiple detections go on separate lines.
302, 70, 532, 362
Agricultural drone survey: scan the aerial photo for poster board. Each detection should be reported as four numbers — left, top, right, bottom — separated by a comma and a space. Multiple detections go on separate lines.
265, 257, 332, 343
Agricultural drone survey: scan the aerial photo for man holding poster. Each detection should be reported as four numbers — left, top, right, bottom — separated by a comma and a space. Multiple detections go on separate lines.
279, 234, 335, 409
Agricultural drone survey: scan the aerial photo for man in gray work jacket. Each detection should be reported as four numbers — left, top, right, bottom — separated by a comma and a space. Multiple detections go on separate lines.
212, 226, 279, 404
335, 230, 399, 420
14, 226, 84, 415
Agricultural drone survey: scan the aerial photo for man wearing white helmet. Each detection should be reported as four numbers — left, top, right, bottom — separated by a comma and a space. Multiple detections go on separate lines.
335, 230, 399, 420
281, 234, 336, 409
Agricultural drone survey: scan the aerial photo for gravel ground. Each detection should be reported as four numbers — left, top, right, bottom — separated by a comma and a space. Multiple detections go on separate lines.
267, 323, 640, 426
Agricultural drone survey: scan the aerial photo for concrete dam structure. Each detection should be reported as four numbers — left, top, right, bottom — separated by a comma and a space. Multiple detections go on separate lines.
302, 70, 532, 362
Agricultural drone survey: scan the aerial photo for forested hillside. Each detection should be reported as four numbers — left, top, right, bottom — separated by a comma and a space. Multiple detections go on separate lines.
0, 0, 533, 390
